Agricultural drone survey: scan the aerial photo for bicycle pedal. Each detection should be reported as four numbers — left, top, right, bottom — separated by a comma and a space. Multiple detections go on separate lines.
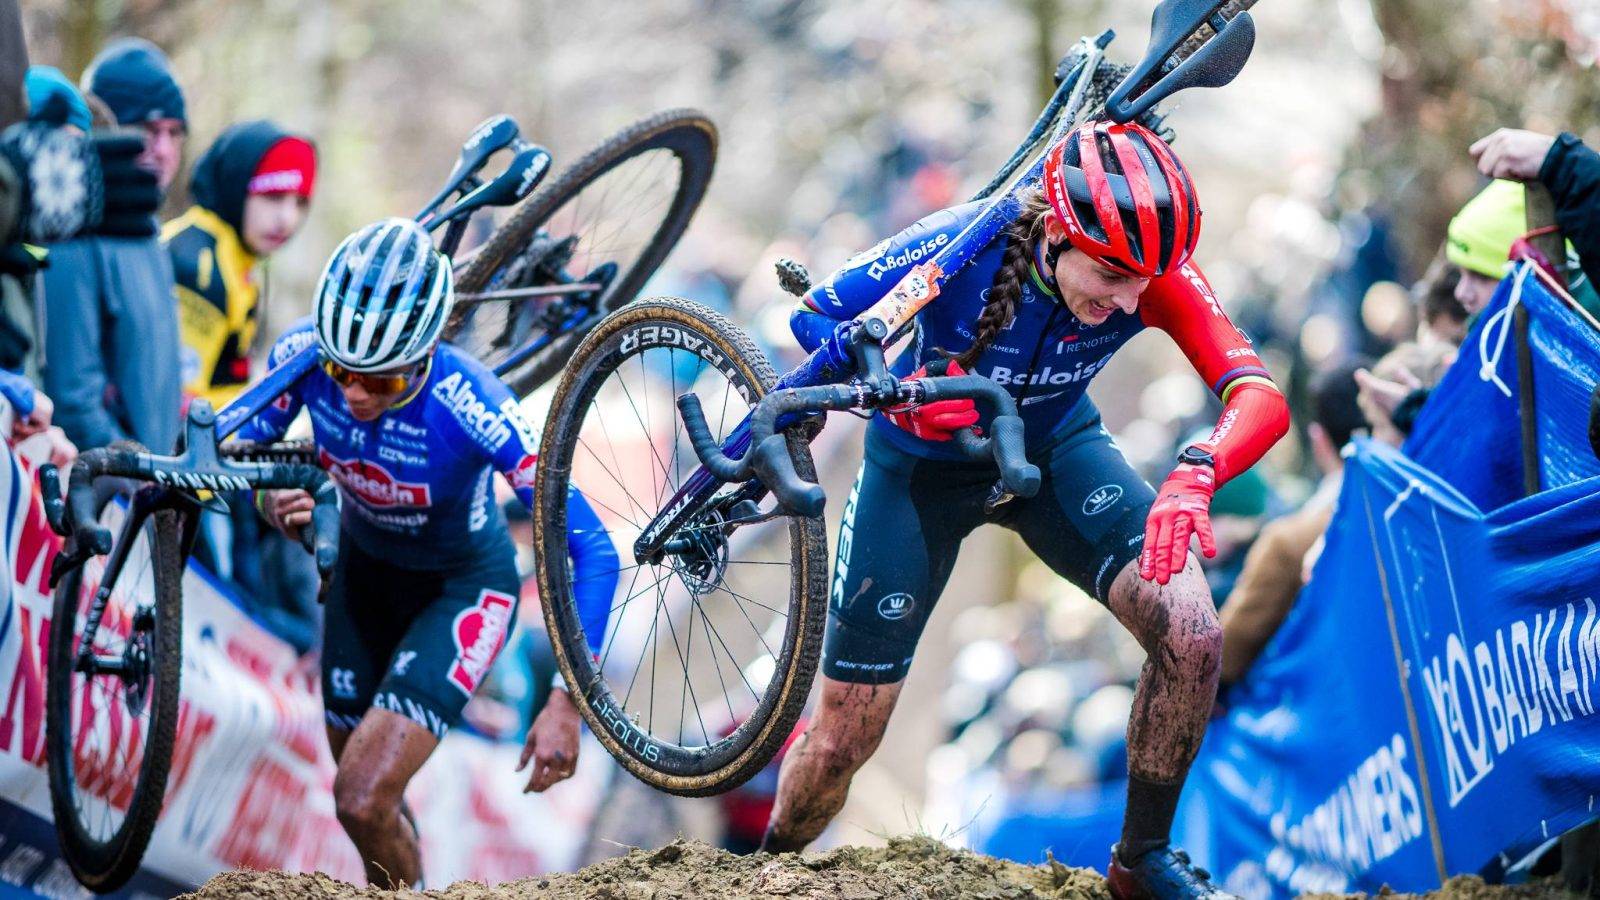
775, 258, 812, 296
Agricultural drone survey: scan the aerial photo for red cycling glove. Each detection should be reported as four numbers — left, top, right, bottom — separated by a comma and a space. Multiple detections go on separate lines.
883, 362, 979, 442
1140, 462, 1218, 585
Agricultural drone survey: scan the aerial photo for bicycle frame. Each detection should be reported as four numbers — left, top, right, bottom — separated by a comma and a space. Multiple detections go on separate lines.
213, 342, 322, 439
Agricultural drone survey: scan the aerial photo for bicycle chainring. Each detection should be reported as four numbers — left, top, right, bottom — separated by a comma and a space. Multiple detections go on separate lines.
493, 232, 579, 290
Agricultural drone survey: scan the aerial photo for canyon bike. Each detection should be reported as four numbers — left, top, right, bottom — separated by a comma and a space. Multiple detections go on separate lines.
40, 108, 716, 893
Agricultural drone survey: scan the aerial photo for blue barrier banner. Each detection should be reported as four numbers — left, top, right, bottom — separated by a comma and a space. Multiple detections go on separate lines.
1178, 264, 1600, 898
1406, 263, 1600, 508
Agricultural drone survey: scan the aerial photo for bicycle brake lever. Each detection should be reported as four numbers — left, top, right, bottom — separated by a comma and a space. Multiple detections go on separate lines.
38, 463, 68, 537
307, 480, 341, 577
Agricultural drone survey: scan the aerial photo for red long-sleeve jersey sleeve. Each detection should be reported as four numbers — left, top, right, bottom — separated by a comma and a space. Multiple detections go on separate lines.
1139, 263, 1290, 484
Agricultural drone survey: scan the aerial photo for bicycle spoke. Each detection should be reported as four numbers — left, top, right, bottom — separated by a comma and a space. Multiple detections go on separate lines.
603, 561, 650, 676
558, 296, 811, 764
694, 595, 748, 724
657, 584, 709, 747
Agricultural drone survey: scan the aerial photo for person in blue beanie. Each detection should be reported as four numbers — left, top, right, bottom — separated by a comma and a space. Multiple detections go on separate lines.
39, 38, 184, 453
82, 37, 187, 190
23, 66, 90, 133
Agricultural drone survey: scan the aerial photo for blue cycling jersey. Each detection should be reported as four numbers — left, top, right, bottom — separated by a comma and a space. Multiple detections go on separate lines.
240, 319, 618, 651
794, 200, 1267, 461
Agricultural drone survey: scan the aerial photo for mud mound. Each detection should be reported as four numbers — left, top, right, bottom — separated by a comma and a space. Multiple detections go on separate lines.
181, 836, 1109, 899
181, 839, 1563, 899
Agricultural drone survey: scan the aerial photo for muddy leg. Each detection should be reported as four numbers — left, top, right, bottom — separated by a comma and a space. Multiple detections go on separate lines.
762, 676, 903, 852
1104, 554, 1222, 859
332, 708, 439, 887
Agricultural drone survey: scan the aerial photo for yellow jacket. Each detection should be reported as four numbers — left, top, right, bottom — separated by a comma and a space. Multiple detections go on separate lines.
163, 206, 260, 408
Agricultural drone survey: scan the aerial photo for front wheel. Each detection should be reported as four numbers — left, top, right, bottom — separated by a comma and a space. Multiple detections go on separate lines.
535, 296, 827, 795
45, 477, 185, 893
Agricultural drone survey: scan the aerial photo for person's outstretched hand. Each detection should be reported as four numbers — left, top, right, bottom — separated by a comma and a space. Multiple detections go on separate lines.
1470, 129, 1557, 183
519, 688, 580, 793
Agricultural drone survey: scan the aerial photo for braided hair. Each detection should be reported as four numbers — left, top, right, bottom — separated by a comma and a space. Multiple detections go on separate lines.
947, 188, 1054, 371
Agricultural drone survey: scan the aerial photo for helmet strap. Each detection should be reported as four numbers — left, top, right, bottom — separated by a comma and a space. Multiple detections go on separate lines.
1034, 238, 1066, 297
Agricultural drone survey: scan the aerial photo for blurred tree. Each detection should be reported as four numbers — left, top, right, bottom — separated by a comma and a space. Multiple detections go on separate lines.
1350, 0, 1600, 279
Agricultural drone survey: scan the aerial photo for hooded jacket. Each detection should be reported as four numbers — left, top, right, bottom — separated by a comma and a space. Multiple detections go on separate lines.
164, 120, 299, 407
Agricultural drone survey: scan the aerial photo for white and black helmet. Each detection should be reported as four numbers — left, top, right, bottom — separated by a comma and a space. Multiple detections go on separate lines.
314, 218, 454, 372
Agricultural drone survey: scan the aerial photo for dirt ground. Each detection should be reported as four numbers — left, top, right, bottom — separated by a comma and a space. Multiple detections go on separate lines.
180, 836, 1568, 900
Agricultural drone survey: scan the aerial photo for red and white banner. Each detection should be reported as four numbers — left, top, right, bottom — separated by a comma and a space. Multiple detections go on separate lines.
0, 441, 606, 896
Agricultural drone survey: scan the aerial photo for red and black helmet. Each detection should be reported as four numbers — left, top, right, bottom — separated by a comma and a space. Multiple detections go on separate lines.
1042, 121, 1201, 278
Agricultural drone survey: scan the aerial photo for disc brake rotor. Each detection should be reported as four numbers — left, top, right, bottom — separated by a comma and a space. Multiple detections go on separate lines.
666, 509, 730, 595
121, 606, 155, 717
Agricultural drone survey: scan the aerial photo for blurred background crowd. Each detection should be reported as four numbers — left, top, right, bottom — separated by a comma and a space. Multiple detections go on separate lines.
5, 0, 1600, 877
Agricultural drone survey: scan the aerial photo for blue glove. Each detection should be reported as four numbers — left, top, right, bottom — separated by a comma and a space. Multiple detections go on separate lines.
0, 369, 36, 419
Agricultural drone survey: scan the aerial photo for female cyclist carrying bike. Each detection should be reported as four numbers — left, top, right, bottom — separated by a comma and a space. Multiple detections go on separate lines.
762, 121, 1289, 900
241, 218, 619, 887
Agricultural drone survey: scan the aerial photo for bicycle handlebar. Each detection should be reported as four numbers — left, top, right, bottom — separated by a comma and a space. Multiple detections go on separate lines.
676, 330, 1041, 519
41, 400, 343, 580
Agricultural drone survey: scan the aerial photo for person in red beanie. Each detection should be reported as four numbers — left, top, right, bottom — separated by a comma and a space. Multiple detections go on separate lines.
164, 121, 318, 601
165, 120, 316, 408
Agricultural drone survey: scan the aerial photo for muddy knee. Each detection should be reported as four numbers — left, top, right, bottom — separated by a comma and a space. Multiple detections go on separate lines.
334, 772, 396, 838
1162, 608, 1222, 682
799, 722, 882, 782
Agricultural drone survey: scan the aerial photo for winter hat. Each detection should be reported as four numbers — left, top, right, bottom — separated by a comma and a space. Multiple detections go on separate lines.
81, 38, 186, 126
247, 136, 317, 198
191, 120, 310, 235
1446, 180, 1527, 279
24, 66, 91, 132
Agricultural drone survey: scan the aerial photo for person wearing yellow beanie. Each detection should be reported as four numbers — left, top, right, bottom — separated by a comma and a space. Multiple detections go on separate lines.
1446, 179, 1529, 315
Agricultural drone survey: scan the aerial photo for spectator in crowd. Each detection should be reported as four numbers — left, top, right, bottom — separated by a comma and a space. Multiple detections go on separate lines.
167, 120, 316, 407
1444, 168, 1600, 320
1219, 358, 1369, 688
166, 120, 319, 611
2, 28, 160, 465
23, 66, 89, 134
1414, 255, 1468, 349
39, 38, 184, 453
1354, 339, 1458, 446
1443, 179, 1534, 317
0, 67, 93, 390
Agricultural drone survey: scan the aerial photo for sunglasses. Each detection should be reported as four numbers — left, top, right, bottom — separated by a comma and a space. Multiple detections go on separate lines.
321, 359, 421, 394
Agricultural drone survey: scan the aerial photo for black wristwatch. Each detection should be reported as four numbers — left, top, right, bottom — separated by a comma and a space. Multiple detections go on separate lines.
1177, 445, 1216, 468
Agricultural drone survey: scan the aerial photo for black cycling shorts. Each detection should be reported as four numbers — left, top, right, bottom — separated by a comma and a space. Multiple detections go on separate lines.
823, 417, 1155, 684
321, 533, 520, 739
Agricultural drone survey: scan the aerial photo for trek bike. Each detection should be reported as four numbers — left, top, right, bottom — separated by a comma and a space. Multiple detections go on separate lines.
530, 0, 1262, 796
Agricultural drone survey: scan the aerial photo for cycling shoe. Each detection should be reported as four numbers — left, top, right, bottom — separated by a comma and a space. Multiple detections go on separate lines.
1107, 844, 1238, 899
